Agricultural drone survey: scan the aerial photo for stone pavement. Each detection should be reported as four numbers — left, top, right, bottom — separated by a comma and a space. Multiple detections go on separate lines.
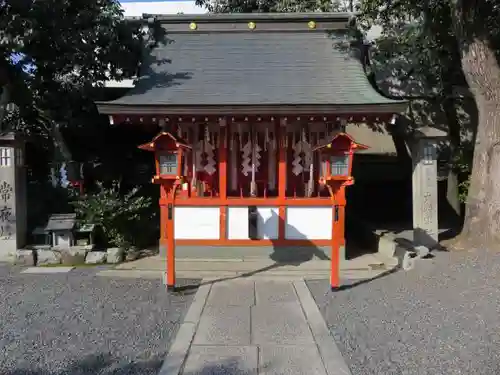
159, 279, 351, 375
100, 252, 397, 281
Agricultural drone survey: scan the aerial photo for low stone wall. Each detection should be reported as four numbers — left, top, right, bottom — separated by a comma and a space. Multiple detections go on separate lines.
3, 247, 125, 266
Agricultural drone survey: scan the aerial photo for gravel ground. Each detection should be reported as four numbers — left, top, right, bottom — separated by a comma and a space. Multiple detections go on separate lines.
308, 250, 500, 375
0, 265, 199, 375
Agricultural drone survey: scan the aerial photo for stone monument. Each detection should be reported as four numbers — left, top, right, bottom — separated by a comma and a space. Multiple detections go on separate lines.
0, 132, 27, 261
411, 126, 447, 249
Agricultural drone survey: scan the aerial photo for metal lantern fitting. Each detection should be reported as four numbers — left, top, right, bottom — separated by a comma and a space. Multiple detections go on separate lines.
189, 22, 197, 30
248, 21, 256, 30
308, 21, 316, 29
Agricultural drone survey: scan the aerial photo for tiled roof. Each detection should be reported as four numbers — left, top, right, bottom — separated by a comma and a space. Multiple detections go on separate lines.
98, 13, 403, 109
45, 213, 77, 232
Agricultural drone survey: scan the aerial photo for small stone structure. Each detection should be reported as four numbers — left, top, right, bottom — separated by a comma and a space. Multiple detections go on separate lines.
26, 216, 100, 266
74, 224, 96, 247
45, 213, 77, 248
411, 126, 447, 249
0, 133, 27, 262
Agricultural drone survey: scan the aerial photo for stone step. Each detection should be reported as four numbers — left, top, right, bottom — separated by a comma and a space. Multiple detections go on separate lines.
97, 267, 392, 281
115, 253, 387, 272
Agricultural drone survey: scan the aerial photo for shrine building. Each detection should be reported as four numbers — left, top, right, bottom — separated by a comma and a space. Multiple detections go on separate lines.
95, 12, 410, 288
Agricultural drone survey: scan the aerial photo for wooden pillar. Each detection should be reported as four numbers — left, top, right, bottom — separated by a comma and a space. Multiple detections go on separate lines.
278, 118, 287, 240
219, 119, 228, 240
330, 185, 345, 290
159, 182, 176, 289
166, 192, 175, 290
159, 183, 168, 258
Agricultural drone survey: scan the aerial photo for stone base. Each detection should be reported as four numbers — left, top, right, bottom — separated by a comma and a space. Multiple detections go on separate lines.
14, 250, 36, 266
60, 248, 87, 266
36, 249, 62, 265
85, 251, 107, 264
413, 229, 439, 249
125, 249, 140, 261
106, 247, 124, 264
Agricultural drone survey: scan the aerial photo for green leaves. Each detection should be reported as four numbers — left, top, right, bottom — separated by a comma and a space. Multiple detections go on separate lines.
71, 182, 153, 249
0, 0, 158, 136
195, 0, 354, 14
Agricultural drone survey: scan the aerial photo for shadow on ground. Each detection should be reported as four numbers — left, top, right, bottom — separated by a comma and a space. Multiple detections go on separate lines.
6, 354, 258, 375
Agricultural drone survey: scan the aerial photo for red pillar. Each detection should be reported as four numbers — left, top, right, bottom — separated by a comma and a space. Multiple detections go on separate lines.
160, 183, 176, 291
166, 196, 175, 290
330, 185, 345, 291
278, 118, 287, 240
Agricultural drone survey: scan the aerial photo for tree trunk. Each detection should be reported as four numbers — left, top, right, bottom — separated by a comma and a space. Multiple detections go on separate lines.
454, 36, 500, 249
442, 97, 462, 218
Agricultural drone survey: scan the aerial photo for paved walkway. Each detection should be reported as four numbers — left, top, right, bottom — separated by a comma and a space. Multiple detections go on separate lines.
159, 279, 351, 375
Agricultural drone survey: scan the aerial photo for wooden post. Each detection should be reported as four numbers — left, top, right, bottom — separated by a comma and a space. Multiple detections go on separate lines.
278, 117, 287, 240
159, 184, 168, 258
219, 119, 228, 240
330, 204, 340, 290
166, 184, 179, 291
219, 118, 228, 200
330, 185, 345, 291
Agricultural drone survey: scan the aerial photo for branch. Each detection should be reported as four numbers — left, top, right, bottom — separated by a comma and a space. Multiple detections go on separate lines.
361, 42, 439, 102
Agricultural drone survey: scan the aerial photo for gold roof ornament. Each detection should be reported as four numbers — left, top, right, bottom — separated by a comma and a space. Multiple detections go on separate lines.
308, 21, 316, 29
248, 21, 256, 30
189, 22, 197, 30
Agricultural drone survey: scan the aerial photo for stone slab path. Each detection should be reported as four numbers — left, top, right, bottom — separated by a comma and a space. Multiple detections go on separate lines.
158, 279, 351, 375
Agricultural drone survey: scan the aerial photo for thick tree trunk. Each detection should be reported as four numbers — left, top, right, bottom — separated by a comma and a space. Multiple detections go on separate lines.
442, 97, 462, 218
454, 37, 500, 250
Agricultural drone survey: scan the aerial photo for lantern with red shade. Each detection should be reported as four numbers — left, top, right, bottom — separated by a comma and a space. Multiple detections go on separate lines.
313, 131, 369, 191
313, 131, 369, 292
138, 131, 192, 292
138, 131, 192, 185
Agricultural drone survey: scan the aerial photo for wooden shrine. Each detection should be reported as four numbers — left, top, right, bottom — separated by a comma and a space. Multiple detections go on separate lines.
95, 12, 407, 290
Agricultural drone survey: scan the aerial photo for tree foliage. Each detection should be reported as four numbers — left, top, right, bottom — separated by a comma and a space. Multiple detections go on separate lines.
359, 0, 500, 247
195, 0, 354, 13
0, 0, 159, 137
71, 181, 155, 250
357, 0, 482, 218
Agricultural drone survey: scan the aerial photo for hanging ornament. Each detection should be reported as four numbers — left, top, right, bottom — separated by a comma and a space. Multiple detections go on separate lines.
302, 128, 313, 171
205, 125, 209, 142
250, 131, 258, 196
307, 160, 314, 197
253, 132, 262, 172
204, 141, 216, 175
241, 139, 252, 176
292, 142, 304, 176
195, 140, 205, 172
